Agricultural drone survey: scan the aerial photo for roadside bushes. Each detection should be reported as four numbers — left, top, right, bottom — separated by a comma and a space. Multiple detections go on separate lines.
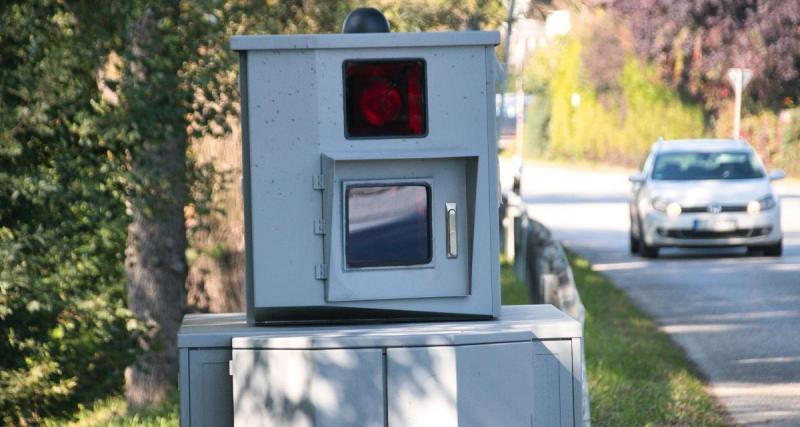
526, 34, 706, 165
0, 3, 138, 424
714, 106, 800, 176
522, 12, 798, 176
778, 109, 800, 176
1, 2, 511, 424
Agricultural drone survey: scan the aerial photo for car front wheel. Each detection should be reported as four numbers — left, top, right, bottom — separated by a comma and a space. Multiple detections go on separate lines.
636, 217, 658, 258
640, 240, 659, 258
629, 228, 640, 254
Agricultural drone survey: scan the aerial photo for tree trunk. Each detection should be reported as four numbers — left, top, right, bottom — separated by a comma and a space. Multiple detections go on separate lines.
123, 1, 188, 409
124, 137, 187, 408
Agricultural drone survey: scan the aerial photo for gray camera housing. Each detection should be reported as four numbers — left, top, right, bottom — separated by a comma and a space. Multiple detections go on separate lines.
232, 31, 501, 323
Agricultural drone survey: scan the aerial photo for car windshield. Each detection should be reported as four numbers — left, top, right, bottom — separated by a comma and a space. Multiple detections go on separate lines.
651, 151, 765, 181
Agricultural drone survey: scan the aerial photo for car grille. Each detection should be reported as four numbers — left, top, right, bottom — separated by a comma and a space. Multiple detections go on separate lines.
680, 205, 748, 213
657, 227, 772, 239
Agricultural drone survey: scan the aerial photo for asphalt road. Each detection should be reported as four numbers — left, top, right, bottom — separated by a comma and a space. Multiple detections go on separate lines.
510, 161, 800, 426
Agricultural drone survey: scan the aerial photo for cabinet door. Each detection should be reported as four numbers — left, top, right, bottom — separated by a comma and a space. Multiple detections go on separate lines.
232, 348, 384, 427
324, 157, 476, 303
187, 349, 234, 427
386, 341, 535, 427
532, 340, 574, 426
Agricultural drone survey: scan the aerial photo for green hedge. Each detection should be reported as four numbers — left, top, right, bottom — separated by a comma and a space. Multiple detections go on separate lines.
0, 3, 138, 424
525, 37, 706, 165
523, 32, 800, 177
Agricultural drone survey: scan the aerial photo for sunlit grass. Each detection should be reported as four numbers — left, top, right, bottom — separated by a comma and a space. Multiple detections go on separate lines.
500, 255, 528, 305
566, 250, 731, 426
43, 393, 178, 427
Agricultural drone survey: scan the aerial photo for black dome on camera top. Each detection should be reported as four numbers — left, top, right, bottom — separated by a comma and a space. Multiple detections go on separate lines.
342, 8, 390, 33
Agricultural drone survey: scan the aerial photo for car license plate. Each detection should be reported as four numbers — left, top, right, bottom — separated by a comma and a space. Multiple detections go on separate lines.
693, 219, 737, 232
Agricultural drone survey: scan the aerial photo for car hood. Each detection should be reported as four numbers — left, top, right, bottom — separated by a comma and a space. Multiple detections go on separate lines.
647, 178, 773, 206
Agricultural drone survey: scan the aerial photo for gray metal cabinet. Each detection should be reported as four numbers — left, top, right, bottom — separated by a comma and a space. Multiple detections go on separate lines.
232, 32, 503, 323
178, 305, 583, 427
533, 340, 577, 427
386, 341, 536, 427
232, 348, 384, 427
180, 348, 233, 427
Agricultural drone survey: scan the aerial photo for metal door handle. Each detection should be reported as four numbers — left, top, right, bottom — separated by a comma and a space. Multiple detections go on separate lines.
446, 202, 457, 258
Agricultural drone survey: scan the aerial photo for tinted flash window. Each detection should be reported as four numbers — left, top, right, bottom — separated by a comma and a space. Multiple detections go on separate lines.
344, 59, 427, 138
346, 184, 431, 267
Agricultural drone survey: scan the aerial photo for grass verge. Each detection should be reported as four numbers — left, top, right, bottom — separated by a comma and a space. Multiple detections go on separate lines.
565, 250, 730, 426
502, 254, 730, 425
500, 254, 528, 305
500, 251, 732, 426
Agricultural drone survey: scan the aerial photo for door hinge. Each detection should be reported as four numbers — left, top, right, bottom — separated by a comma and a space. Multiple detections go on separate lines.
312, 174, 325, 190
315, 264, 328, 280
228, 360, 234, 376
314, 219, 326, 235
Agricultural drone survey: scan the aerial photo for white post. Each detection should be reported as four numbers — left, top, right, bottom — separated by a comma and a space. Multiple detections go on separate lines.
496, 0, 516, 141
504, 209, 515, 260
513, 35, 527, 161
727, 68, 752, 140
514, 79, 525, 159
733, 73, 742, 139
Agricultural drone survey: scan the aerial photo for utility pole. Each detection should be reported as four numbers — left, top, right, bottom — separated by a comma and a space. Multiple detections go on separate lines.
727, 68, 752, 139
496, 0, 516, 141
514, 38, 527, 161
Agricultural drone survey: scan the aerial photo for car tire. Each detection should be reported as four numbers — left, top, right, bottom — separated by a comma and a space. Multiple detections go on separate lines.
640, 240, 659, 258
635, 216, 658, 258
629, 228, 640, 254
764, 240, 783, 257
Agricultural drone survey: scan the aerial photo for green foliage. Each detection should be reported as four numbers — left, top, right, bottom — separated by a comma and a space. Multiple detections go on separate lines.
0, 0, 508, 423
616, 59, 707, 158
531, 36, 706, 165
611, 0, 800, 110
368, 0, 505, 31
0, 2, 139, 424
779, 109, 800, 176
714, 106, 800, 177
522, 92, 550, 156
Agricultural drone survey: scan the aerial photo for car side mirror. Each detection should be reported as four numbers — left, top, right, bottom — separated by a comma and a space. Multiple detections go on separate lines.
628, 172, 645, 183
769, 169, 785, 181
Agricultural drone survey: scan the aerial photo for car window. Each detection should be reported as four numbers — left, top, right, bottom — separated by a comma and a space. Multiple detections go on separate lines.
651, 152, 765, 180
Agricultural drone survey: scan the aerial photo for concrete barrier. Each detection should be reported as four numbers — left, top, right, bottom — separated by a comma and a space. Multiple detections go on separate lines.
502, 190, 592, 427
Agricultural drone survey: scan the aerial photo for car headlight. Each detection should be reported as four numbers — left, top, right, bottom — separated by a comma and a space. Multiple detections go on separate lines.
747, 195, 776, 214
652, 198, 682, 216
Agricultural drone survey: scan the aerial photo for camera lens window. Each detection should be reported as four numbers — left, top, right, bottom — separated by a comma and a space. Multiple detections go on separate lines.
344, 59, 427, 138
346, 184, 431, 267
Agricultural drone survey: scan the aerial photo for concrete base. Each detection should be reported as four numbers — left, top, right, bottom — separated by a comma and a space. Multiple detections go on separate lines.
178, 304, 582, 427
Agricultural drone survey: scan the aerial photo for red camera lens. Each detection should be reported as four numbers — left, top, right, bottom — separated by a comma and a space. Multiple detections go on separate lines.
344, 59, 427, 138
358, 79, 402, 126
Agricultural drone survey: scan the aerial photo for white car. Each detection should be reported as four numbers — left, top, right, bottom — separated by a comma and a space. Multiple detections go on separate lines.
629, 139, 784, 258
